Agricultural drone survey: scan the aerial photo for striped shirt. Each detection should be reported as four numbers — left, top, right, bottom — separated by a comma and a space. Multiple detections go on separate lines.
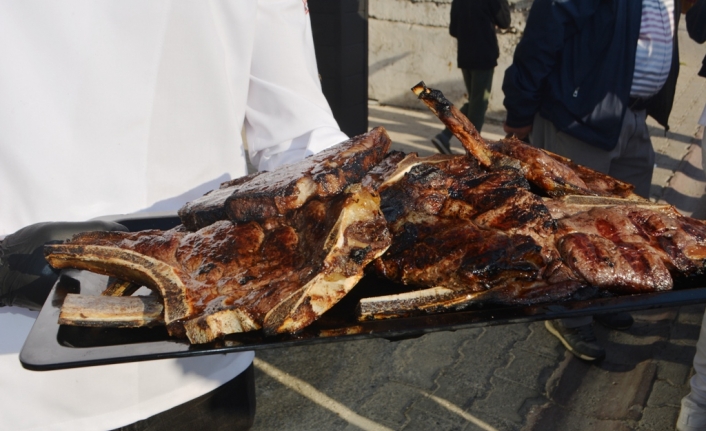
630, 0, 675, 98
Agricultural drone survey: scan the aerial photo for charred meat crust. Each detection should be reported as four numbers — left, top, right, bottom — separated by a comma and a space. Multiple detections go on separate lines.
45, 185, 391, 343
178, 127, 392, 231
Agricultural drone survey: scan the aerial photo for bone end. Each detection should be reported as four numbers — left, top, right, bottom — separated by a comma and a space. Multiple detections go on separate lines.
59, 293, 164, 328
411, 81, 427, 97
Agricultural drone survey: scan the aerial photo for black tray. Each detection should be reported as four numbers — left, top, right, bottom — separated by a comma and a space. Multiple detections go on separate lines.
19, 216, 706, 371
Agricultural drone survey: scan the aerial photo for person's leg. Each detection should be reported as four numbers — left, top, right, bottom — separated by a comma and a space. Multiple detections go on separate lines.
463, 68, 494, 133
607, 108, 654, 199
677, 311, 706, 431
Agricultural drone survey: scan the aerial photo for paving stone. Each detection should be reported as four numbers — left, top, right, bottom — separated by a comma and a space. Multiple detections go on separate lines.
677, 305, 706, 326
402, 394, 475, 431
546, 354, 657, 422
433, 326, 530, 407
670, 319, 703, 345
637, 405, 680, 431
655, 346, 698, 386
401, 408, 466, 431
356, 381, 420, 428
252, 368, 351, 431
387, 330, 468, 390
647, 379, 688, 408
257, 338, 396, 406
471, 376, 542, 427
513, 321, 565, 361
433, 358, 494, 406
600, 334, 666, 367
545, 353, 592, 406
494, 348, 559, 392
523, 402, 634, 431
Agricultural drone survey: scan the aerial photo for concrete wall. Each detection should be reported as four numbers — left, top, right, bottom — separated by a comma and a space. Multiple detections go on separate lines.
368, 0, 531, 122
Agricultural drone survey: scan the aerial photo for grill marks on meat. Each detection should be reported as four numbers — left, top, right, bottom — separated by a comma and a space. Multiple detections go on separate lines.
374, 216, 545, 291
450, 169, 557, 253
43, 82, 706, 340
179, 127, 391, 231
621, 207, 706, 274
361, 154, 568, 318
557, 232, 672, 294
47, 130, 394, 343
356, 145, 706, 320
47, 185, 392, 343
552, 206, 706, 281
411, 81, 642, 199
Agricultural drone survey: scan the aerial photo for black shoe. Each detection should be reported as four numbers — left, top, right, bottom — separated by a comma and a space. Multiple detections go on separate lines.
431, 132, 453, 155
594, 312, 634, 331
545, 320, 606, 361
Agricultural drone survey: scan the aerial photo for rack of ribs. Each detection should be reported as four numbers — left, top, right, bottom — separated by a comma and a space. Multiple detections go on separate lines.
42, 83, 706, 344
356, 152, 706, 320
355, 84, 706, 320
45, 129, 393, 343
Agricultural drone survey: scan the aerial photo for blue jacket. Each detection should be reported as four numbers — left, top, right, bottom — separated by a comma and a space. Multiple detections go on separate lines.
502, 0, 680, 151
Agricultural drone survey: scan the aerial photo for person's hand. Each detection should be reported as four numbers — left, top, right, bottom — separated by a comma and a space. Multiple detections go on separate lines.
503, 122, 533, 141
0, 220, 128, 310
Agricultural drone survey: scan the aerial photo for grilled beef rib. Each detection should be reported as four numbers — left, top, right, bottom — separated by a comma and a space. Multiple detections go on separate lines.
45, 130, 393, 343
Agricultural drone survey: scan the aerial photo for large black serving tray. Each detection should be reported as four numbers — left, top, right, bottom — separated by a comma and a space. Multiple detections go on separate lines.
19, 215, 706, 371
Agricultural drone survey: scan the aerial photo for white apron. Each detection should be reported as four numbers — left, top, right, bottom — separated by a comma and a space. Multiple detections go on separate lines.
0, 1, 347, 429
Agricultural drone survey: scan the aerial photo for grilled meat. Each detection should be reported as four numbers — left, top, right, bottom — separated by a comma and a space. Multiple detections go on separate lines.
179, 126, 391, 230
357, 145, 706, 320
46, 128, 394, 343
358, 152, 584, 319
412, 81, 643, 200
43, 82, 706, 342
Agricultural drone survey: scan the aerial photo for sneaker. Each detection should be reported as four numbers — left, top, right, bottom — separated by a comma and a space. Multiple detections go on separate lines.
544, 320, 606, 361
431, 132, 453, 155
594, 312, 634, 331
677, 395, 706, 431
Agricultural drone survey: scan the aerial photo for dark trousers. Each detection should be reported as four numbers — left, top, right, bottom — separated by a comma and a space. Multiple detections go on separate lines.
438, 68, 494, 142
111, 363, 256, 431
460, 68, 494, 132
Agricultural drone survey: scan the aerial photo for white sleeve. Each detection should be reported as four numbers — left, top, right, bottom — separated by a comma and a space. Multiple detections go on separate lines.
244, 0, 349, 171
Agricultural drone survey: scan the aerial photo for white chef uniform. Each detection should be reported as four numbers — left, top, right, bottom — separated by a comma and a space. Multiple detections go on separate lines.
0, 1, 348, 430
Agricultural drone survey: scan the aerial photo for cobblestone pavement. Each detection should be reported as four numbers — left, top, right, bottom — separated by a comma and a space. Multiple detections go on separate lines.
249, 21, 706, 431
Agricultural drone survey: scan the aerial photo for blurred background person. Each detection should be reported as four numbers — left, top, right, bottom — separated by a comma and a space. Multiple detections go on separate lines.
431, 0, 511, 154
502, 0, 680, 361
